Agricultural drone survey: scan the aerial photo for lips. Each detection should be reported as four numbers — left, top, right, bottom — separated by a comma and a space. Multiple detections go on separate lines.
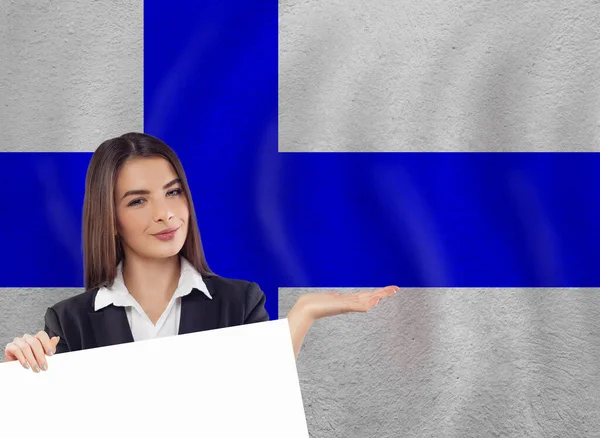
151, 226, 181, 241
152, 226, 180, 236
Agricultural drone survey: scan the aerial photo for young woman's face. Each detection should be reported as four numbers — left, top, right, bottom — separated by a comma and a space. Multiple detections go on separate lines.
114, 156, 189, 261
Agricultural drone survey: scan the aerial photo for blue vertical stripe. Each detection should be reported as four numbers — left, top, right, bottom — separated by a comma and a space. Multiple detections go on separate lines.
1, 2, 600, 323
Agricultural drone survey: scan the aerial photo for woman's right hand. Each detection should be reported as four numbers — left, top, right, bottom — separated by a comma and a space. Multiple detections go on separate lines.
4, 331, 60, 373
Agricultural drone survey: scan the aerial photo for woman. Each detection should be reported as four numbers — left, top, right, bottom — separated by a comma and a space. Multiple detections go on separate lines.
4, 132, 398, 373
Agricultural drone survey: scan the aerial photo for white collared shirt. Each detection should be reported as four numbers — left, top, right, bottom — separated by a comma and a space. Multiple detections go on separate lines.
94, 257, 212, 342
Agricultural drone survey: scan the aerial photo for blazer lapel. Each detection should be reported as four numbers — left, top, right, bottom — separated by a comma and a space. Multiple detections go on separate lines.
89, 305, 134, 347
178, 287, 221, 335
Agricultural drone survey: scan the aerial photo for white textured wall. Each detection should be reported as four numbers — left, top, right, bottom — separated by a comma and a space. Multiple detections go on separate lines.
0, 0, 143, 152
279, 0, 600, 152
280, 289, 600, 437
0, 0, 142, 349
279, 0, 600, 436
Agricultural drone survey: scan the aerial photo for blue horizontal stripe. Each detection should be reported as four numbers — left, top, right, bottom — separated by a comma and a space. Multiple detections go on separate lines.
2, 152, 600, 320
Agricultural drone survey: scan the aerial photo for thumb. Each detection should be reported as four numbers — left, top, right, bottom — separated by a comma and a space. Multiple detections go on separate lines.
51, 336, 60, 347
369, 296, 382, 308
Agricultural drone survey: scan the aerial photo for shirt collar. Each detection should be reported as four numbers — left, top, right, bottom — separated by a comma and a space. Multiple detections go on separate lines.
94, 257, 212, 311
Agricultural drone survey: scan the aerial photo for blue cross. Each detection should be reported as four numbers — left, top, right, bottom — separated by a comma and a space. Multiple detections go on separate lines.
3, 1, 600, 320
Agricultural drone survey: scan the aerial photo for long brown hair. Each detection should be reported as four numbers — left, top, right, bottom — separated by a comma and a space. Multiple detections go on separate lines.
83, 132, 213, 290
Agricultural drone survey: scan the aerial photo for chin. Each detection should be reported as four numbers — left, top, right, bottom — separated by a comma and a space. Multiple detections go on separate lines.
154, 249, 182, 259
144, 240, 186, 260
156, 244, 185, 259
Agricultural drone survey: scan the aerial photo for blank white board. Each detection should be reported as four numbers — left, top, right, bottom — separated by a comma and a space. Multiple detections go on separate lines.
0, 318, 309, 438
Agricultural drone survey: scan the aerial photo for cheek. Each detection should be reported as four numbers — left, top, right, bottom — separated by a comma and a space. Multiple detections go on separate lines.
176, 198, 190, 222
116, 208, 147, 236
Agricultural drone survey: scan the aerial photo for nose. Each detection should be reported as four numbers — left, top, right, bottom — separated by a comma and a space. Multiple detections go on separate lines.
152, 199, 174, 223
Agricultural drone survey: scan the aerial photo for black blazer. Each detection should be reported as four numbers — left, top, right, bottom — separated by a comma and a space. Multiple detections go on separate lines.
44, 275, 270, 354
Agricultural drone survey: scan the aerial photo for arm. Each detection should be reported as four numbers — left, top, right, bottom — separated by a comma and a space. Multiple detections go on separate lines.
244, 283, 399, 361
286, 286, 399, 360
243, 282, 270, 324
243, 282, 309, 360
286, 297, 314, 360
44, 307, 70, 354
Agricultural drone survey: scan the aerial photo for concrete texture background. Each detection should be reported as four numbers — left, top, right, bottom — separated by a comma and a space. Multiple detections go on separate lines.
0, 0, 144, 401
279, 0, 600, 152
0, 288, 81, 351
0, 0, 142, 389
278, 1, 600, 430
280, 288, 600, 437
0, 0, 143, 152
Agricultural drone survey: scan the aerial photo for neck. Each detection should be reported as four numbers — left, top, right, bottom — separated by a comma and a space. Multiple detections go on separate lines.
121, 254, 181, 307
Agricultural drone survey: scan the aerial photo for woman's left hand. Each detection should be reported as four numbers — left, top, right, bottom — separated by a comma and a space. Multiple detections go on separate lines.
286, 286, 399, 359
296, 285, 399, 321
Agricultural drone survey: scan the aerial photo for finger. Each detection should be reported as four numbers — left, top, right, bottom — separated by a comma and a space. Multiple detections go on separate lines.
369, 296, 382, 308
358, 285, 396, 297
379, 285, 399, 296
353, 290, 377, 300
366, 286, 398, 301
344, 287, 398, 313
24, 334, 47, 372
344, 294, 372, 313
4, 343, 30, 369
359, 293, 385, 311
370, 286, 398, 306
14, 339, 40, 373
353, 290, 387, 304
35, 331, 56, 356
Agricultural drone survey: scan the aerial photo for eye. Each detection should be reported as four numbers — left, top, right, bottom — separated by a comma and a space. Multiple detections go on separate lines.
127, 198, 145, 207
167, 188, 183, 197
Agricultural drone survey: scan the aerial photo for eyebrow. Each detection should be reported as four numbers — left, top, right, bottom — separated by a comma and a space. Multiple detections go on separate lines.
121, 178, 182, 200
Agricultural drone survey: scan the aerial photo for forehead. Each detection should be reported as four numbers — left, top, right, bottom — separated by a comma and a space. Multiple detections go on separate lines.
115, 157, 178, 192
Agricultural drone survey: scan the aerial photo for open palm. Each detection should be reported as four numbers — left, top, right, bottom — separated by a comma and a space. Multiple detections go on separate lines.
298, 285, 399, 320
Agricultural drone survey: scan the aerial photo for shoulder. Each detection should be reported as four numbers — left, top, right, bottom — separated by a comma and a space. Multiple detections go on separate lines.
44, 288, 99, 338
47, 288, 99, 320
202, 274, 263, 304
43, 288, 100, 353
203, 275, 269, 324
